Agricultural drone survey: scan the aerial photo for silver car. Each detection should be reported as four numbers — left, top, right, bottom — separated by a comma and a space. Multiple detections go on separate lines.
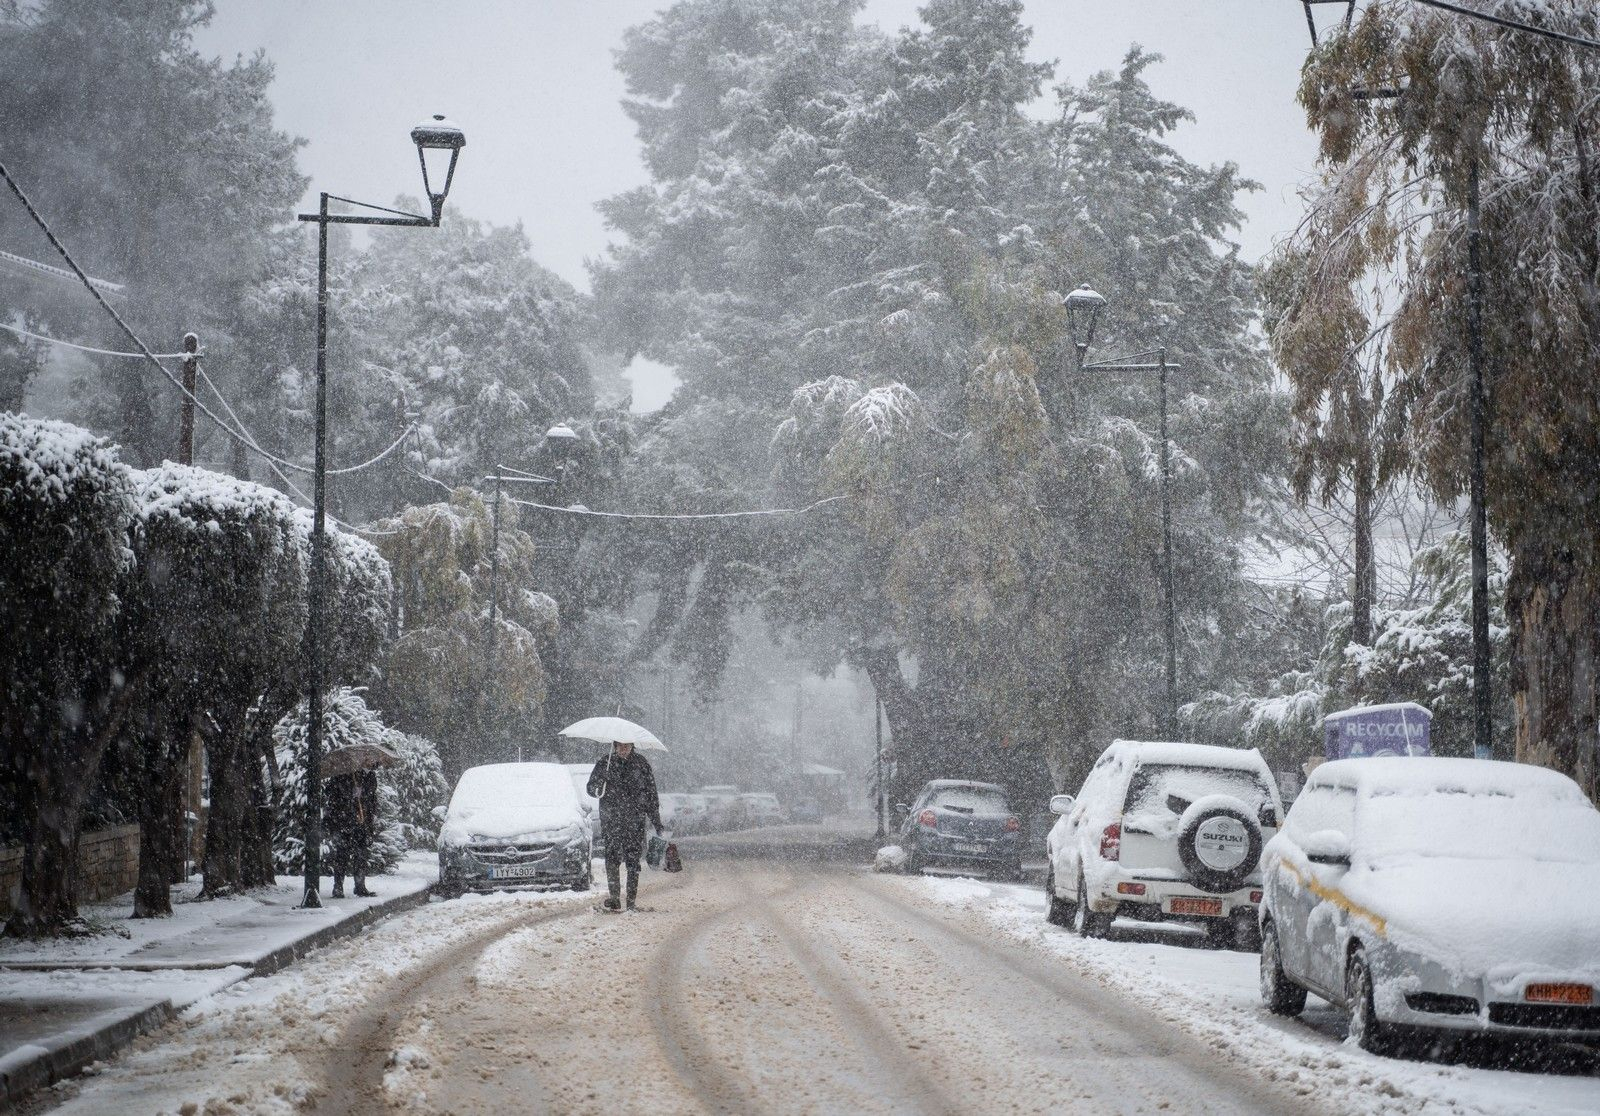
437, 762, 593, 895
1259, 757, 1600, 1054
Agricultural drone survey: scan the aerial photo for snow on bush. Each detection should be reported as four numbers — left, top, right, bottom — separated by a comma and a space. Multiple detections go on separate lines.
387, 731, 449, 852
272, 687, 409, 875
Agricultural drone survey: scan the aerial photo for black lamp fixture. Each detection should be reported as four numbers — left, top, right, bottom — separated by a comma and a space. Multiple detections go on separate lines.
1301, 0, 1358, 47
411, 114, 466, 223
1064, 284, 1106, 361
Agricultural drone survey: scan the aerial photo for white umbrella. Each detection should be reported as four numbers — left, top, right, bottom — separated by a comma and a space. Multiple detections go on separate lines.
559, 716, 667, 752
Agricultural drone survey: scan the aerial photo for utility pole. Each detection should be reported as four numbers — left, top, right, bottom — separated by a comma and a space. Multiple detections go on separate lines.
178, 332, 198, 465
486, 469, 505, 761
1156, 347, 1178, 738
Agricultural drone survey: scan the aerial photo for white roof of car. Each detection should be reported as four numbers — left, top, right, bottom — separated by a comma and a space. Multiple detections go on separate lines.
453, 762, 578, 808
1310, 756, 1587, 799
1107, 739, 1271, 773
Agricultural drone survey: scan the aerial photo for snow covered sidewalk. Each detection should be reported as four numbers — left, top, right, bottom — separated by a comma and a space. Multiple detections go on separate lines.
913, 874, 1600, 1116
0, 851, 436, 1107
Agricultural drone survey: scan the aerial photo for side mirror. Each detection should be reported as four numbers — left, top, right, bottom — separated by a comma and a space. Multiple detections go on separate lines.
1258, 803, 1279, 828
891, 803, 909, 820
1302, 829, 1351, 867
1049, 794, 1075, 816
431, 805, 448, 822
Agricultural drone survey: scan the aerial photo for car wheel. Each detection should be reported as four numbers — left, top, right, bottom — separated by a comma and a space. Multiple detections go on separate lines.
995, 859, 1024, 884
1346, 947, 1395, 1054
1073, 871, 1110, 939
1205, 917, 1236, 950
436, 878, 465, 900
1045, 866, 1073, 926
906, 842, 925, 875
1259, 920, 1307, 1016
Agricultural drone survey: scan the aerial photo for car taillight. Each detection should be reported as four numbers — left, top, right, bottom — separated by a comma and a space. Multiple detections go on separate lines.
1100, 822, 1121, 861
1004, 816, 1021, 833
918, 809, 938, 828
1116, 881, 1146, 896
1250, 890, 1262, 904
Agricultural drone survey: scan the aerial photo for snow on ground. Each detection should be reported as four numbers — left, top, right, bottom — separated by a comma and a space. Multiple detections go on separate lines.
32, 884, 592, 1115
915, 873, 1600, 1116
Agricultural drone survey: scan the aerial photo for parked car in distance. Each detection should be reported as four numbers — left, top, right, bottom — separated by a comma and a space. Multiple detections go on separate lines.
790, 797, 824, 825
1259, 757, 1600, 1055
1046, 740, 1282, 949
741, 792, 787, 827
660, 792, 708, 834
894, 780, 1022, 880
437, 762, 592, 896
701, 785, 747, 832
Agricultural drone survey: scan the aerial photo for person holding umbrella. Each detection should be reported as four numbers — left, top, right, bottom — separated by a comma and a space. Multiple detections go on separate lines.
587, 738, 663, 911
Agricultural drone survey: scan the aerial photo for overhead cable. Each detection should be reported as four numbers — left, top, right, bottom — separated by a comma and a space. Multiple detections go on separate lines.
0, 321, 190, 358
503, 494, 851, 520
1411, 0, 1600, 51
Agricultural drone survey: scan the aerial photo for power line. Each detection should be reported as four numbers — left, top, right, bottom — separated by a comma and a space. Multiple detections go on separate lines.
1412, 0, 1600, 52
503, 494, 851, 521
0, 321, 189, 358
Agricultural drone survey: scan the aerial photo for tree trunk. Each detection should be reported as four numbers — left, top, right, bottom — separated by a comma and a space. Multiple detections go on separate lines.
1509, 546, 1600, 801
200, 716, 250, 898
860, 647, 929, 803
132, 753, 184, 918
1351, 457, 1376, 647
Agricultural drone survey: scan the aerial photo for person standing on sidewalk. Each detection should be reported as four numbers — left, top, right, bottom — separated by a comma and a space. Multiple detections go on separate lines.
326, 769, 379, 898
586, 740, 662, 911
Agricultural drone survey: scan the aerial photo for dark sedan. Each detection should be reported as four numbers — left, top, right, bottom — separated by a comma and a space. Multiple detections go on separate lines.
894, 779, 1023, 880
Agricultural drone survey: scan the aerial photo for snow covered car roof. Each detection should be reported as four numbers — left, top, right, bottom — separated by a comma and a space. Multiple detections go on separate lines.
1309, 756, 1588, 800
1105, 740, 1272, 774
921, 779, 1006, 791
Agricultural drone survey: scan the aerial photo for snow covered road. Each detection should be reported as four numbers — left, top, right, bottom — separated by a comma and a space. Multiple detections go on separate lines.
24, 859, 1600, 1114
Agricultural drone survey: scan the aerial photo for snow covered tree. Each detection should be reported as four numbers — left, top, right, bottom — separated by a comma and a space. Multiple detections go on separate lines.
0, 415, 137, 936
1283, 0, 1600, 796
367, 489, 555, 779
0, 0, 305, 463
271, 687, 408, 875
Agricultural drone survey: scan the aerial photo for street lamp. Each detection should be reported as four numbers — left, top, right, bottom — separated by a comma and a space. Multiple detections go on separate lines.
1066, 284, 1182, 738
1293, 11, 1492, 759
295, 116, 466, 909
1300, 0, 1357, 47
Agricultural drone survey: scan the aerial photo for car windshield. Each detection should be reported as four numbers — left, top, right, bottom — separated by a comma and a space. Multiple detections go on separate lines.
1360, 789, 1600, 863
1123, 764, 1272, 816
930, 786, 1008, 814
451, 765, 575, 814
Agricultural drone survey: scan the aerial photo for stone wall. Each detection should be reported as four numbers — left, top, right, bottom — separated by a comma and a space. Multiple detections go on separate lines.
0, 825, 140, 919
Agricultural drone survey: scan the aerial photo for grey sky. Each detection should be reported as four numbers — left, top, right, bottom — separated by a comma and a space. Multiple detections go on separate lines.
196, 1, 1321, 412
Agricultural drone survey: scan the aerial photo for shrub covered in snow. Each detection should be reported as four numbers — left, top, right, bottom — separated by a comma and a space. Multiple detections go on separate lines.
273, 687, 423, 874
387, 731, 449, 852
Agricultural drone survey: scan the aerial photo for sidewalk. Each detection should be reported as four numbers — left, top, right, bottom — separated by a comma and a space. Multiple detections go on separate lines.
0, 851, 437, 1109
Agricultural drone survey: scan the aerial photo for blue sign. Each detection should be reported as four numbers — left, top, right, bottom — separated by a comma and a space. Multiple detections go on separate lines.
1323, 702, 1432, 760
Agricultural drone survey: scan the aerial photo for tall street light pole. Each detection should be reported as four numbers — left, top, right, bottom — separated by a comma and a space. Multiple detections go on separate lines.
294, 115, 465, 909
1065, 285, 1183, 737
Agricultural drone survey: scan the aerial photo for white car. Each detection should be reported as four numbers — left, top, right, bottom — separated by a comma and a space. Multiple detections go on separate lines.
741, 792, 786, 827
437, 762, 592, 895
1046, 740, 1283, 948
660, 792, 708, 833
1259, 757, 1600, 1054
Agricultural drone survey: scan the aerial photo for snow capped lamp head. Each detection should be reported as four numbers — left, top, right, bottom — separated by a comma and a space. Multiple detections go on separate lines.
1300, 0, 1357, 48
410, 114, 466, 224
1064, 284, 1106, 358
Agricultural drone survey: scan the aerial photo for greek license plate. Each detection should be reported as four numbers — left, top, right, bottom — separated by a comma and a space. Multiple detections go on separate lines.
951, 841, 987, 855
489, 864, 544, 880
1169, 897, 1223, 917
1525, 983, 1593, 1005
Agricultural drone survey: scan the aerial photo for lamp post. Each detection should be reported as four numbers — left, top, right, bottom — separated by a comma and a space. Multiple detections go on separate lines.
1065, 284, 1182, 737
1296, 11, 1493, 759
295, 115, 465, 909
482, 468, 555, 763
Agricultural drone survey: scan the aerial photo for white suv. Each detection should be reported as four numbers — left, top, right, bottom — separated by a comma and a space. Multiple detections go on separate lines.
1045, 740, 1282, 948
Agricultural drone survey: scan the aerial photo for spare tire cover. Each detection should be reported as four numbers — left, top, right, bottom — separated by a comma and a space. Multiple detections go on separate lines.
1176, 795, 1262, 893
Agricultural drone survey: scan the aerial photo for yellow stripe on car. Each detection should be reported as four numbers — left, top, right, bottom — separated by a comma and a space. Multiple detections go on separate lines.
1278, 859, 1387, 938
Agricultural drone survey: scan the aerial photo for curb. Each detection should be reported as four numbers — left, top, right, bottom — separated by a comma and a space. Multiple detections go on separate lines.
0, 882, 434, 1112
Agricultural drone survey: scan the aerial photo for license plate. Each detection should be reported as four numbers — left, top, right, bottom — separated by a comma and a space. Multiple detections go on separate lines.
489, 863, 544, 880
951, 841, 987, 855
1169, 897, 1223, 917
1525, 983, 1593, 1005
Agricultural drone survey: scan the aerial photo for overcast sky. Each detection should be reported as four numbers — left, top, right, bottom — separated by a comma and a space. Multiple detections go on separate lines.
196, 1, 1322, 412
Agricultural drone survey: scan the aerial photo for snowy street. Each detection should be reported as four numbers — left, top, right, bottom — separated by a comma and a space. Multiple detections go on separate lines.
21, 850, 1599, 1115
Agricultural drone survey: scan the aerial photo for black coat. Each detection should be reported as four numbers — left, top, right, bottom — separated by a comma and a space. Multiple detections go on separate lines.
587, 750, 662, 840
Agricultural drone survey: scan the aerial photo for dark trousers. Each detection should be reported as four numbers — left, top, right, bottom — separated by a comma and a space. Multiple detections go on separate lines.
330, 827, 370, 892
602, 815, 645, 905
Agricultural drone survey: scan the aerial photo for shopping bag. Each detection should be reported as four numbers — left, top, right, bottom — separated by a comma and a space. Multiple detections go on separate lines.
645, 832, 668, 869
663, 841, 683, 873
